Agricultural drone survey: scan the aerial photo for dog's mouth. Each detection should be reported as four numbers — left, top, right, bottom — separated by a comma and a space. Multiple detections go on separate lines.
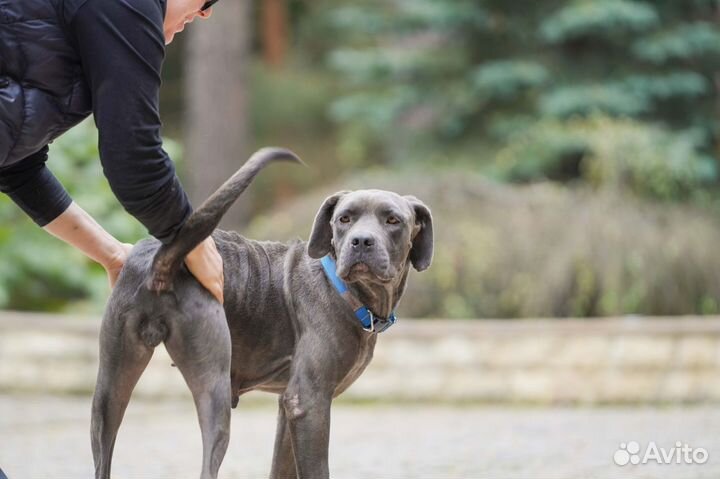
338, 261, 393, 284
349, 262, 370, 274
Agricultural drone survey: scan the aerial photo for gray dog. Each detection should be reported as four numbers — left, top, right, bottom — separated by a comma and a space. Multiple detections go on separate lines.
91, 148, 433, 479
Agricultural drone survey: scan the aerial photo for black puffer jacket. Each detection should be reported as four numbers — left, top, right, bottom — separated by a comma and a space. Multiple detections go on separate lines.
0, 0, 91, 166
0, 0, 192, 243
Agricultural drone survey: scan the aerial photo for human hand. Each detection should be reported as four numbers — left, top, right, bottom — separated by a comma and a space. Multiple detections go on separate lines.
105, 243, 134, 288
185, 236, 224, 304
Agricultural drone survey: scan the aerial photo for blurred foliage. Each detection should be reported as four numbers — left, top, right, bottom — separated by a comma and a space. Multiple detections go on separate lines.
310, 0, 720, 171
248, 62, 343, 203
539, 0, 659, 43
249, 169, 720, 319
239, 0, 720, 319
3, 1, 720, 317
0, 121, 174, 312
493, 114, 717, 201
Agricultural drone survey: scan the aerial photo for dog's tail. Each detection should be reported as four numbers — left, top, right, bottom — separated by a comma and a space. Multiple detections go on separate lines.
148, 147, 303, 294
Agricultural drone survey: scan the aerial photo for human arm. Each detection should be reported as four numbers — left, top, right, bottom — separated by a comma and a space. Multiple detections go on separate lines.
70, 0, 223, 301
0, 146, 132, 287
44, 204, 222, 299
0, 146, 220, 295
43, 202, 133, 288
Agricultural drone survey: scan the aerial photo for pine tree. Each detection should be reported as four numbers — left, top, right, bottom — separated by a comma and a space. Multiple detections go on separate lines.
321, 0, 720, 179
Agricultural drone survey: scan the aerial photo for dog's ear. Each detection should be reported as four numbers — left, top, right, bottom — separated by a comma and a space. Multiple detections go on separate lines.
307, 191, 349, 259
405, 196, 434, 271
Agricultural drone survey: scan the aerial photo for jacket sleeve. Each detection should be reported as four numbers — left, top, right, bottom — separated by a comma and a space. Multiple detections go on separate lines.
0, 146, 73, 226
70, 0, 192, 244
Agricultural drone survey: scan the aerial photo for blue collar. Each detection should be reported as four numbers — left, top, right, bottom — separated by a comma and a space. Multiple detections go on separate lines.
320, 255, 397, 333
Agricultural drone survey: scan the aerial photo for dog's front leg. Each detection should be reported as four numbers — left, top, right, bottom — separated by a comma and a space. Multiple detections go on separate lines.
281, 370, 333, 479
269, 396, 297, 479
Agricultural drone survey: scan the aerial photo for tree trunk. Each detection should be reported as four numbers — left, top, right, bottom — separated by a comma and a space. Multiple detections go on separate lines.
262, 0, 288, 67
184, 1, 251, 229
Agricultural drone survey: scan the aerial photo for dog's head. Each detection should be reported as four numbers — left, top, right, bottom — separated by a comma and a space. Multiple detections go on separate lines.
307, 190, 433, 284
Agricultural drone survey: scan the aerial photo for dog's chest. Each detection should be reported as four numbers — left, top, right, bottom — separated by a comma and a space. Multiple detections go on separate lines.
333, 333, 377, 397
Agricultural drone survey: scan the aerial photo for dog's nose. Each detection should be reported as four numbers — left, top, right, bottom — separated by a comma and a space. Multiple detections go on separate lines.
351, 234, 375, 250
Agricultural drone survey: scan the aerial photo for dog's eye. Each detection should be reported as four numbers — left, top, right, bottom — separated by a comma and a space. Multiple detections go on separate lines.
387, 216, 400, 225
339, 215, 351, 224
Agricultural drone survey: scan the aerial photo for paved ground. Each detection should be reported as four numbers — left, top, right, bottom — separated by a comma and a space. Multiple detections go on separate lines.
2, 394, 720, 479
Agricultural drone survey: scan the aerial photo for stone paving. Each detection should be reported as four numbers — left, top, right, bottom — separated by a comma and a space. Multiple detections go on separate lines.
2, 394, 720, 478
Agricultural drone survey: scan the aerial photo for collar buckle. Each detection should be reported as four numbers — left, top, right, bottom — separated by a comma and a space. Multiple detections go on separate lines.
362, 310, 375, 333
373, 313, 397, 333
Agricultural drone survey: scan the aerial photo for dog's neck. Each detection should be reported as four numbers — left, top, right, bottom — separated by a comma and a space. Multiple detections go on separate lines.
345, 261, 412, 319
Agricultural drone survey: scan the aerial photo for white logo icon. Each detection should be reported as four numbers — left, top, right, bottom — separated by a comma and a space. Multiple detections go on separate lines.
614, 441, 641, 466
613, 441, 708, 466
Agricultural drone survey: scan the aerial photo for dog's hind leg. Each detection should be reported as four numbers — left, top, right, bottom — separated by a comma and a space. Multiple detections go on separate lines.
270, 396, 297, 479
163, 301, 232, 479
91, 313, 154, 479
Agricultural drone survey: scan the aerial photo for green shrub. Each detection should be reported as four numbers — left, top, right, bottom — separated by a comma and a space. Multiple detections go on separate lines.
492, 120, 589, 183
493, 115, 716, 201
